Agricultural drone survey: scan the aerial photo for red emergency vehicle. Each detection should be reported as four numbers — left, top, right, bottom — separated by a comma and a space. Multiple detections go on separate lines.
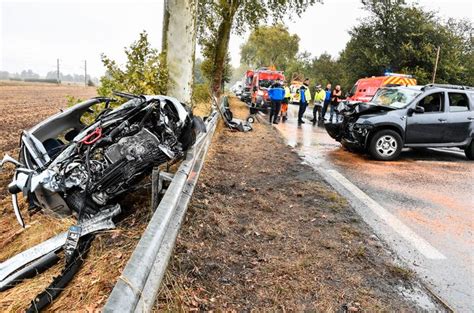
347, 73, 417, 102
250, 67, 285, 107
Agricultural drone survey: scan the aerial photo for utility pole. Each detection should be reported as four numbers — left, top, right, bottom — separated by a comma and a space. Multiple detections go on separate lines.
56, 58, 60, 84
84, 60, 87, 86
432, 46, 440, 84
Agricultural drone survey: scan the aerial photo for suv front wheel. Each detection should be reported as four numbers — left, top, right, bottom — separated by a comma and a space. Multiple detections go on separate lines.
369, 130, 403, 161
464, 141, 474, 160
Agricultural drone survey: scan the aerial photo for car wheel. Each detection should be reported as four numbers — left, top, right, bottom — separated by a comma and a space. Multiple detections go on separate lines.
369, 130, 403, 161
464, 141, 474, 160
247, 116, 255, 123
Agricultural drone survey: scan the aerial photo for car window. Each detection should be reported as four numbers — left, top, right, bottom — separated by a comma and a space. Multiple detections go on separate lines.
418, 92, 444, 113
448, 92, 469, 112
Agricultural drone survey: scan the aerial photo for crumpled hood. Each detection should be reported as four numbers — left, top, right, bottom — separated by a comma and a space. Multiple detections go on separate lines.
343, 101, 396, 117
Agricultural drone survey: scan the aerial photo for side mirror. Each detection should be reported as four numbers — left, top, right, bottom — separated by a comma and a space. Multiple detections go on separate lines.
414, 106, 425, 114
408, 106, 425, 115
253, 86, 257, 92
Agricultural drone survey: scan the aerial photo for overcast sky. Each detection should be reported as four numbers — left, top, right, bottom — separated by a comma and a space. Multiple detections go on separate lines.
0, 0, 472, 78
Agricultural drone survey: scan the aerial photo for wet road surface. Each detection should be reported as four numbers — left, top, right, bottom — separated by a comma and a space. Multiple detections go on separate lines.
274, 104, 473, 311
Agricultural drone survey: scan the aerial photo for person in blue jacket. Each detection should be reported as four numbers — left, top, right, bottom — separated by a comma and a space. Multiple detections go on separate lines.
321, 83, 332, 121
268, 79, 285, 124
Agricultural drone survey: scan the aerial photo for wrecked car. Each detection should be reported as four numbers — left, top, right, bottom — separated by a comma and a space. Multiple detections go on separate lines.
325, 84, 474, 161
1, 92, 203, 227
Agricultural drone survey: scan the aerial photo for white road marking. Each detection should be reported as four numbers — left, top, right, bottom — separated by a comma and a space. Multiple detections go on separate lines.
326, 169, 446, 260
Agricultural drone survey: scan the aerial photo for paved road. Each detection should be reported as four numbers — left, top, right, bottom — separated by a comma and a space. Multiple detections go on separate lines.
274, 104, 473, 311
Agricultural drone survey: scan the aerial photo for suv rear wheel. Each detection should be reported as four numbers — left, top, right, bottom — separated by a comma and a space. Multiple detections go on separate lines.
464, 141, 474, 160
369, 130, 403, 161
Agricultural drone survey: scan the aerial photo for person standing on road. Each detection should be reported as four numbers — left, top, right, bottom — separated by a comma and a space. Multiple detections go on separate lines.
311, 84, 326, 124
268, 79, 285, 124
298, 78, 311, 125
281, 81, 291, 122
321, 83, 332, 121
330, 85, 343, 123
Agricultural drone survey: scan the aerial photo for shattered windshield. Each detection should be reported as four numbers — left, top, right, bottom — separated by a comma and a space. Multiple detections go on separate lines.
259, 80, 275, 89
371, 88, 421, 108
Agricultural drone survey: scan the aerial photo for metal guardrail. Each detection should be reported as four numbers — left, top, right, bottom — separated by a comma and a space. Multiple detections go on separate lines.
104, 109, 219, 312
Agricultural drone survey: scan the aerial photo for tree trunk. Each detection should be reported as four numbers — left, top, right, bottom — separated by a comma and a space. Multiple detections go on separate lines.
211, 9, 235, 97
162, 0, 198, 104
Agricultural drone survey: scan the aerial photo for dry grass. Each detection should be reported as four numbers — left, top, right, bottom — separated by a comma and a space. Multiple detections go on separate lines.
192, 101, 212, 117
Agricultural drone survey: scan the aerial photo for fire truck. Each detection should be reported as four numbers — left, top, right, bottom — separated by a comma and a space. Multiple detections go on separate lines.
250, 67, 285, 108
346, 73, 417, 102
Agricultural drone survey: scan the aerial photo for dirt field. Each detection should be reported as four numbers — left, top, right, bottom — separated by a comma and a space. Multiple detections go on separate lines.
156, 98, 442, 311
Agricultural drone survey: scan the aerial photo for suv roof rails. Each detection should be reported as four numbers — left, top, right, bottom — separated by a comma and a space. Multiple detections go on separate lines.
422, 83, 473, 91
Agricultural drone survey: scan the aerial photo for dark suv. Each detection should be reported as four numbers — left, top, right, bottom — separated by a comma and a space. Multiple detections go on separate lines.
325, 84, 474, 161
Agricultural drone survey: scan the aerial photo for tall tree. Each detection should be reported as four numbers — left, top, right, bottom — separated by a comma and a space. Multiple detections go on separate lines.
240, 24, 299, 70
197, 0, 320, 96
340, 0, 474, 85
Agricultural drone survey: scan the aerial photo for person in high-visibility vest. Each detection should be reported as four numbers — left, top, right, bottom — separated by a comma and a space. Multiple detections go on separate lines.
298, 78, 311, 125
281, 81, 291, 122
311, 84, 326, 124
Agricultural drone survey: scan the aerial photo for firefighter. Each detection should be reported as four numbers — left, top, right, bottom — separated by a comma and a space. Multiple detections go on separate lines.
281, 81, 291, 122
298, 78, 311, 125
311, 84, 326, 124
268, 79, 285, 124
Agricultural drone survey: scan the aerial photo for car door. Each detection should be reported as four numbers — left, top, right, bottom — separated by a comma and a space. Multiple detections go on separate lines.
405, 91, 450, 144
445, 92, 473, 143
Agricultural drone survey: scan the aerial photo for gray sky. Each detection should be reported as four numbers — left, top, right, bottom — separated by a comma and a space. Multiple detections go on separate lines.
1, 0, 472, 77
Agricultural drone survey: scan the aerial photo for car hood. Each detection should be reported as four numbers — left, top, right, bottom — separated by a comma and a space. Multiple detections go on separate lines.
347, 101, 397, 116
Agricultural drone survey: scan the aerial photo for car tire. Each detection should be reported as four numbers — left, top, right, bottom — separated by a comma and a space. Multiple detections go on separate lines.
464, 141, 474, 160
369, 129, 403, 161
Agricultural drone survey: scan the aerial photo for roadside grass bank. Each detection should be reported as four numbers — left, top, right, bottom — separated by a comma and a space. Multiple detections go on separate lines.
156, 97, 441, 311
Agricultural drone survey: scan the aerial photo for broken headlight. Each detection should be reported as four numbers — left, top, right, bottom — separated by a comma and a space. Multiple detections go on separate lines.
352, 123, 374, 136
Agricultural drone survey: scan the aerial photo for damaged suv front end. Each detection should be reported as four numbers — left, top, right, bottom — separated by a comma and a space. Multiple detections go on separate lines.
325, 87, 423, 154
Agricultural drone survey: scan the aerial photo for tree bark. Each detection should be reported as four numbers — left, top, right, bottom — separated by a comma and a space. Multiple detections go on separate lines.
211, 2, 239, 97
162, 0, 198, 104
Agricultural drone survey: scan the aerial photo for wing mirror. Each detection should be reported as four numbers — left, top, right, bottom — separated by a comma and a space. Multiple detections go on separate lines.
408, 106, 425, 115
253, 86, 258, 92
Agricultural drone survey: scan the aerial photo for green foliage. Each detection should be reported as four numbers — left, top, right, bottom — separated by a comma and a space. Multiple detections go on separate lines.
196, 0, 320, 95
97, 31, 168, 98
240, 24, 299, 70
192, 83, 211, 104
340, 1, 474, 86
